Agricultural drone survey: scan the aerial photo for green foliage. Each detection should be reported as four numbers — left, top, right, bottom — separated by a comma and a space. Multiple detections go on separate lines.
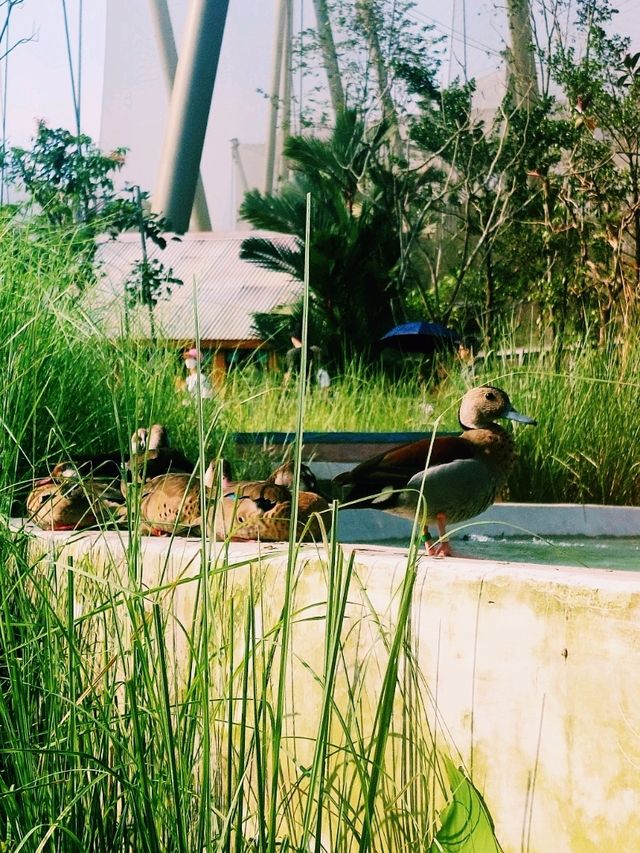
0, 224, 506, 851
292, 0, 442, 128
431, 757, 503, 853
0, 525, 506, 851
241, 110, 409, 365
2, 123, 172, 296
5, 122, 126, 227
124, 256, 183, 310
1, 217, 640, 849
543, 0, 640, 341
248, 0, 640, 353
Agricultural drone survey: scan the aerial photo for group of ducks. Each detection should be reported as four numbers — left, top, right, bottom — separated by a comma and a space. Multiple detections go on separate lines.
25, 385, 536, 556
26, 424, 331, 542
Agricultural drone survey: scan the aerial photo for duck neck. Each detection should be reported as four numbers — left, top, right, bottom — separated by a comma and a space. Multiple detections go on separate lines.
463, 422, 516, 475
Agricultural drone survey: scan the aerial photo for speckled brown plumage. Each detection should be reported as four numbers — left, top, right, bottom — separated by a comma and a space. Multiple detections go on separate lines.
26, 477, 126, 531
210, 478, 331, 542
136, 473, 202, 535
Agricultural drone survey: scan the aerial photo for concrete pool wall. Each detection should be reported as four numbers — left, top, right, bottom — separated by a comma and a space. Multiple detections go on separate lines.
14, 504, 640, 852
337, 501, 640, 541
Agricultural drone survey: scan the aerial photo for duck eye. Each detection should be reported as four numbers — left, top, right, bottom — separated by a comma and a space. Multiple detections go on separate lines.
484, 391, 496, 401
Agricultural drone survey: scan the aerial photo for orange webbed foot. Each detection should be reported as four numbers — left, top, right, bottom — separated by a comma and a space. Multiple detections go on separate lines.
423, 514, 453, 557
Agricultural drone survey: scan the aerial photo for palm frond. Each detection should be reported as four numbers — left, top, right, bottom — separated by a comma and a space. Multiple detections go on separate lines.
240, 237, 304, 278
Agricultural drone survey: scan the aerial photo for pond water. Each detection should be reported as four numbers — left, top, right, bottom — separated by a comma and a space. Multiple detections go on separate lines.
377, 535, 640, 572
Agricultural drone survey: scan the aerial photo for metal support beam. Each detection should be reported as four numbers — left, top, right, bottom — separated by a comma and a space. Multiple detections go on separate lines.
264, 0, 287, 195
152, 0, 229, 233
148, 0, 212, 230
277, 0, 293, 184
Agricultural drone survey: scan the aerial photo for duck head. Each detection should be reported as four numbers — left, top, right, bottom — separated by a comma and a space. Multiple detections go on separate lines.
131, 428, 147, 454
458, 385, 537, 430
269, 461, 318, 492
203, 458, 233, 491
130, 423, 169, 454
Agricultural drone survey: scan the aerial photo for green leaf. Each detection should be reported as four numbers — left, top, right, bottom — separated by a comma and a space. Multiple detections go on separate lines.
430, 756, 503, 852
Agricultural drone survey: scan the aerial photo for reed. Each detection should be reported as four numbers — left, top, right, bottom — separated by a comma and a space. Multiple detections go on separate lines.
0, 220, 501, 850
0, 218, 638, 848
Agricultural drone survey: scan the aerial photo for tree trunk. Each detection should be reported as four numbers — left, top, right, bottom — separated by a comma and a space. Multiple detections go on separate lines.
505, 0, 539, 111
355, 0, 403, 158
311, 0, 345, 116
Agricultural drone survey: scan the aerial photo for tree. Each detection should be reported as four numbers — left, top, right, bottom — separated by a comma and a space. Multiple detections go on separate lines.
247, 0, 640, 359
292, 0, 441, 132
2, 123, 178, 314
240, 110, 408, 364
3, 123, 169, 247
400, 74, 544, 341
546, 0, 640, 344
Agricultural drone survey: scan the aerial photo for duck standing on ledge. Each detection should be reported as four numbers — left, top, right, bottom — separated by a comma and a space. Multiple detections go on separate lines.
333, 385, 536, 556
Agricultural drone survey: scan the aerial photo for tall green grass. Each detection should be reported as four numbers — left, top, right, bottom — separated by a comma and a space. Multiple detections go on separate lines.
0, 220, 503, 851
204, 347, 640, 506
3, 215, 637, 504
0, 528, 502, 852
1, 217, 639, 849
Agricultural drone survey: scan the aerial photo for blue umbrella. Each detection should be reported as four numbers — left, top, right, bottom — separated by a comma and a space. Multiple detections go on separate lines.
376, 321, 460, 354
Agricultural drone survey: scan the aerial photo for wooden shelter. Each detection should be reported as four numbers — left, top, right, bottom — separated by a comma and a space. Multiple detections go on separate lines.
91, 231, 300, 377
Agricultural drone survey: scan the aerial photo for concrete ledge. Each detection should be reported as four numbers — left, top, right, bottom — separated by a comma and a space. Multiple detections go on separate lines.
12, 515, 640, 852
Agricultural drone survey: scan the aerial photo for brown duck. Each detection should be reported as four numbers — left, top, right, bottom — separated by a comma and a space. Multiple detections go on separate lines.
127, 424, 194, 484
131, 456, 232, 536
334, 385, 536, 556
209, 461, 331, 542
134, 472, 202, 536
26, 475, 126, 531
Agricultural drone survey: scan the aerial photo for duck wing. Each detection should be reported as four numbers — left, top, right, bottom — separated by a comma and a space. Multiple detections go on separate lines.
334, 435, 477, 503
398, 457, 496, 523
225, 481, 291, 511
138, 473, 201, 534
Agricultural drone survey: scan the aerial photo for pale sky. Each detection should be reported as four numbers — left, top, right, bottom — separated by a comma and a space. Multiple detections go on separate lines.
6, 0, 639, 228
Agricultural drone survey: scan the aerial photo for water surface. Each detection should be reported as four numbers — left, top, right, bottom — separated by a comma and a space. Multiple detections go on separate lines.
377, 535, 640, 572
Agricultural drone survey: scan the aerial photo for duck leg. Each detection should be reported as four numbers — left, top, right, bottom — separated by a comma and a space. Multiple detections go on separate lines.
424, 513, 453, 558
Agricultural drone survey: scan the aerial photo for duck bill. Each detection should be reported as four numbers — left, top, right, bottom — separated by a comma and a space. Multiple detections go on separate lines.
504, 408, 537, 426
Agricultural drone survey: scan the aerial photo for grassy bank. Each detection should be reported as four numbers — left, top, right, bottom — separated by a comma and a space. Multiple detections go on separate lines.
0, 222, 505, 850
1, 219, 639, 505
0, 526, 505, 852
0, 220, 638, 848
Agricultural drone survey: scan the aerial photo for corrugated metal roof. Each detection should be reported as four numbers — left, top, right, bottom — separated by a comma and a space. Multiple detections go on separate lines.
90, 231, 301, 343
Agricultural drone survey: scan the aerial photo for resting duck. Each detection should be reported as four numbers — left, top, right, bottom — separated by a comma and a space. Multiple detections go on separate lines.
134, 471, 202, 536
208, 462, 331, 542
26, 475, 126, 531
131, 458, 231, 536
126, 424, 195, 484
211, 482, 293, 541
127, 457, 331, 541
334, 385, 536, 556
